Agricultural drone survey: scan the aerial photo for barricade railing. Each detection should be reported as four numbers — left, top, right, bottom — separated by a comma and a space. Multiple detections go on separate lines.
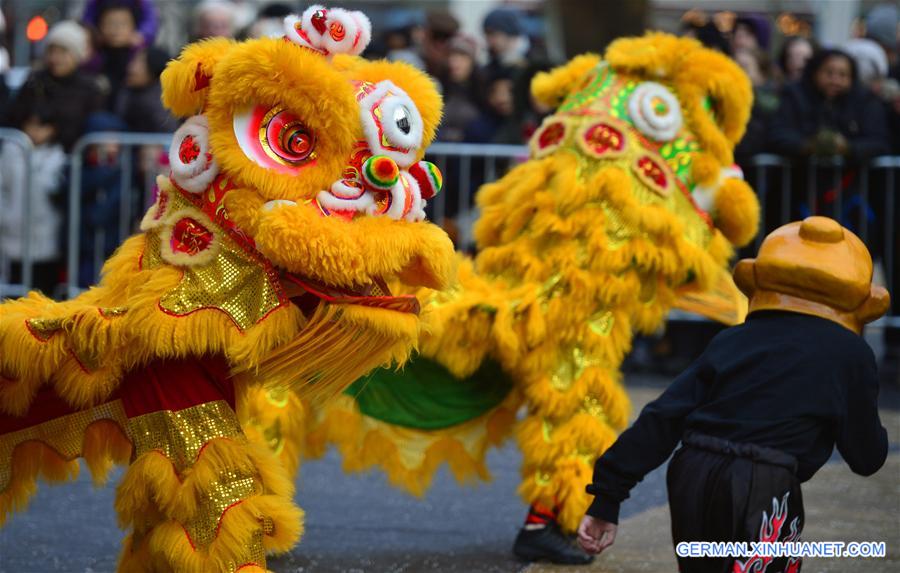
424, 143, 530, 249
1, 131, 896, 328
65, 132, 172, 299
0, 128, 35, 299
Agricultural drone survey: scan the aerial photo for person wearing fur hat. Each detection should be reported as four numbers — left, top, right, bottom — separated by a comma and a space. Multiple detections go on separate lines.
578, 216, 890, 573
5, 20, 103, 151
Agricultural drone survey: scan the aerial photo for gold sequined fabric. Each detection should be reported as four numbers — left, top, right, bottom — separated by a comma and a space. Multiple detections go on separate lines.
24, 317, 64, 342
186, 466, 263, 553
127, 400, 244, 471
126, 400, 267, 567
142, 191, 284, 331
0, 400, 128, 493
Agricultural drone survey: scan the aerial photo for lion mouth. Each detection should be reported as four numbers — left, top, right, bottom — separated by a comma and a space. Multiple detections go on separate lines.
281, 272, 420, 315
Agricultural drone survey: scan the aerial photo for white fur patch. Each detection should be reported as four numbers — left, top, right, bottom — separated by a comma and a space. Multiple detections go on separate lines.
358, 81, 423, 168
317, 186, 376, 213
400, 171, 426, 222
692, 165, 746, 215
284, 7, 371, 57
169, 115, 219, 193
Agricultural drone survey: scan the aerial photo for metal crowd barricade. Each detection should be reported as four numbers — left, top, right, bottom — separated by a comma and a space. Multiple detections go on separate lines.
425, 142, 529, 248
66, 132, 172, 299
0, 128, 35, 299
58, 132, 898, 328
743, 154, 899, 328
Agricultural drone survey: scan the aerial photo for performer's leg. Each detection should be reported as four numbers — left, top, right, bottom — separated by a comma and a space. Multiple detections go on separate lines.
734, 464, 804, 573
115, 400, 303, 572
238, 384, 308, 477
511, 361, 628, 565
513, 501, 593, 564
667, 446, 740, 573
670, 439, 804, 573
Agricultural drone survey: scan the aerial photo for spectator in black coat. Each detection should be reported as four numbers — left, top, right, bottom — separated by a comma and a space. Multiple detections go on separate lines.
733, 48, 779, 161
436, 35, 484, 143
5, 21, 104, 151
114, 46, 176, 133
769, 48, 890, 161
84, 0, 147, 111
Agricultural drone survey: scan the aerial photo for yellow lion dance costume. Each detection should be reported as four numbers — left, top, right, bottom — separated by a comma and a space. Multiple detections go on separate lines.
257, 32, 760, 560
0, 6, 454, 571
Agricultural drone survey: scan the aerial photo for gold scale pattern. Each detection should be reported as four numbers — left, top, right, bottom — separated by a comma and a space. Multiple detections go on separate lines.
142, 190, 283, 331
25, 308, 128, 371
0, 400, 128, 493
127, 400, 266, 568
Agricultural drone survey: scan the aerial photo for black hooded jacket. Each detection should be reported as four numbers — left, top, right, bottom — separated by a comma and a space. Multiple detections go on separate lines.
768, 52, 890, 161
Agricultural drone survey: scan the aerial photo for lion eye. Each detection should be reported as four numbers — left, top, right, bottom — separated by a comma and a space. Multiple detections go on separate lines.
393, 105, 411, 135
356, 81, 423, 168
233, 105, 318, 173
265, 110, 316, 165
278, 125, 315, 162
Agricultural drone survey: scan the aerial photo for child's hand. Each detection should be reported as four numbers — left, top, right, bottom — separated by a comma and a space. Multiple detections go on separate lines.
577, 515, 617, 555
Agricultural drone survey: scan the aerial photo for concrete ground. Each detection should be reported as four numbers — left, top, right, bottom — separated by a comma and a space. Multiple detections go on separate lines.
0, 376, 897, 573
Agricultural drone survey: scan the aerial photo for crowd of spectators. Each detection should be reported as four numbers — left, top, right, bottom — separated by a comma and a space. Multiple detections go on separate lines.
683, 7, 900, 163
0, 2, 898, 300
654, 5, 900, 381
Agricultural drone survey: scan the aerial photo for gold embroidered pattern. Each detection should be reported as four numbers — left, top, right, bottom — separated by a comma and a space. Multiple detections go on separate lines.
24, 317, 64, 341
588, 310, 614, 336
99, 306, 128, 319
549, 347, 599, 392
581, 395, 608, 422
186, 467, 261, 550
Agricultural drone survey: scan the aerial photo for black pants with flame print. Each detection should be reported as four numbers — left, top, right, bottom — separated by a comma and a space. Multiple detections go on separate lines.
667, 432, 804, 573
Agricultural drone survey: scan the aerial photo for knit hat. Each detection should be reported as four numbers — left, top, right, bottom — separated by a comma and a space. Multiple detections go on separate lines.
734, 14, 772, 50
46, 21, 90, 63
865, 3, 899, 48
483, 8, 522, 37
449, 34, 477, 59
842, 38, 888, 84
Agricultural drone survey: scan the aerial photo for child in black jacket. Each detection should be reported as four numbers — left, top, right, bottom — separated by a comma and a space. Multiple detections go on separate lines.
578, 217, 891, 573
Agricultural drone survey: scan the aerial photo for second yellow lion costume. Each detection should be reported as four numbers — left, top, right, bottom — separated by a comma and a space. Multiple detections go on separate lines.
265, 32, 761, 542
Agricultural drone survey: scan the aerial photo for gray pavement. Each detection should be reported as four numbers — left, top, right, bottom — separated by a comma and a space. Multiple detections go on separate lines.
0, 375, 897, 573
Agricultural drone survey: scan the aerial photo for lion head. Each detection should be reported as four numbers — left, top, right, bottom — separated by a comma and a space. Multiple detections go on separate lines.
139, 6, 455, 396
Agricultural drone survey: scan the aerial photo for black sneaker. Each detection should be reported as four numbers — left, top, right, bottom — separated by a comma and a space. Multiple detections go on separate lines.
512, 522, 595, 565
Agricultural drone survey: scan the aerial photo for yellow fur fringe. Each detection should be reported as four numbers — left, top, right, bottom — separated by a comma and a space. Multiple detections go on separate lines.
0, 419, 132, 526
116, 436, 302, 572
305, 392, 520, 496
